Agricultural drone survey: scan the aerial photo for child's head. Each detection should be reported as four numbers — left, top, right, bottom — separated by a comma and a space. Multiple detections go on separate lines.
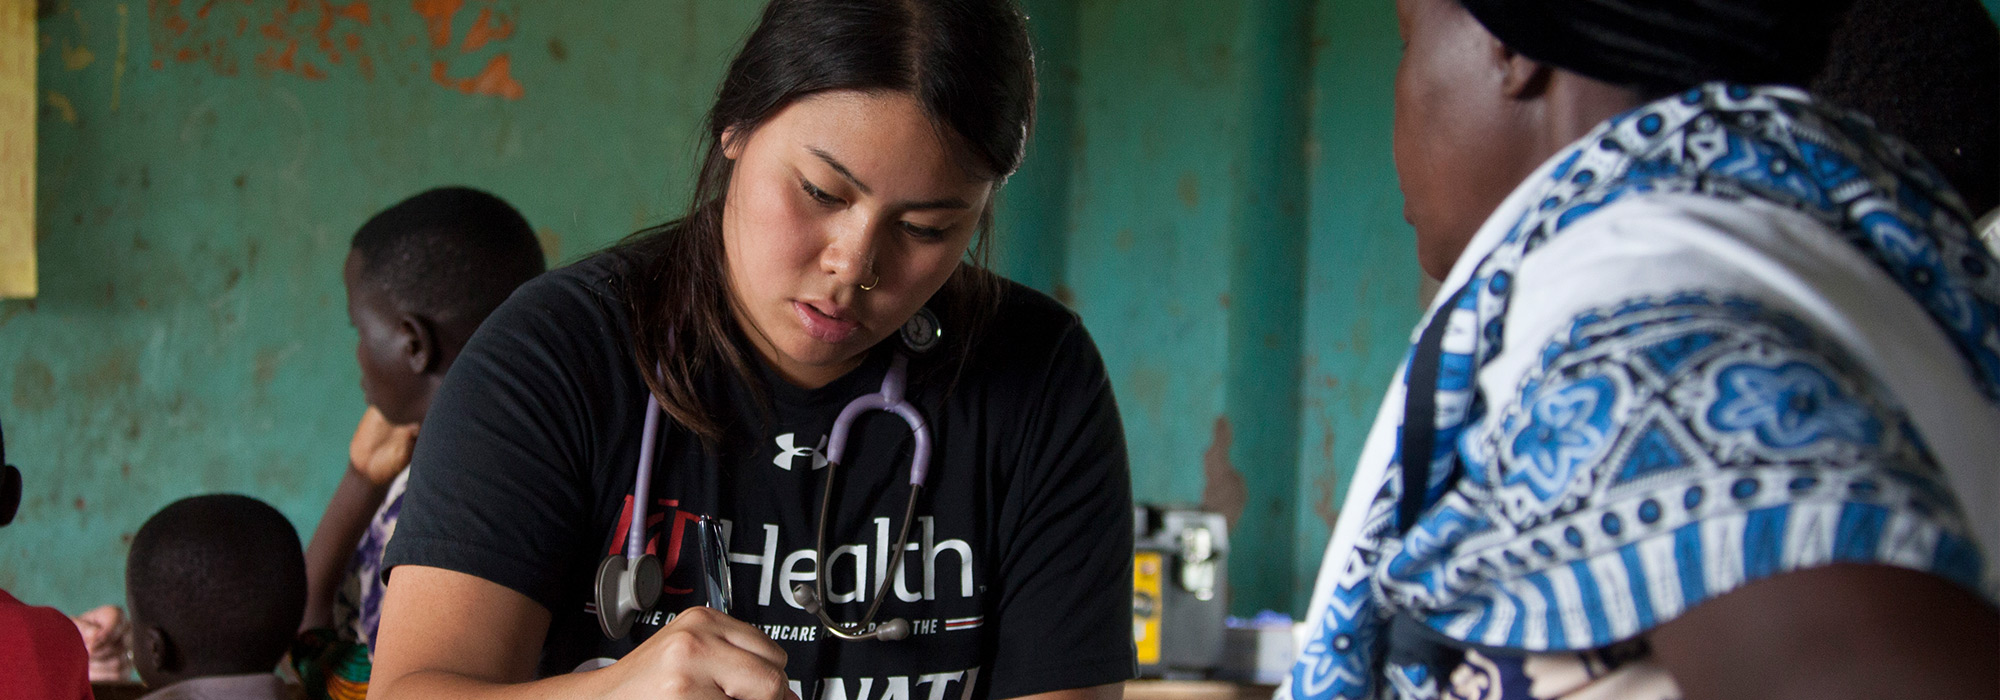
125, 494, 305, 688
2, 420, 19, 527
343, 186, 546, 425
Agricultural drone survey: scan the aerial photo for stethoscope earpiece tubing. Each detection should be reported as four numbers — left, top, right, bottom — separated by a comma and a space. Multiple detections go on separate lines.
599, 351, 933, 642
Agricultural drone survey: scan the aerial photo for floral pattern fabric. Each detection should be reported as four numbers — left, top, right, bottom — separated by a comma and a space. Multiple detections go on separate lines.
1284, 83, 1998, 700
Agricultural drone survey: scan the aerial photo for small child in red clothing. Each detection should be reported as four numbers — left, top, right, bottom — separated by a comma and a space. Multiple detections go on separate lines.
0, 421, 93, 700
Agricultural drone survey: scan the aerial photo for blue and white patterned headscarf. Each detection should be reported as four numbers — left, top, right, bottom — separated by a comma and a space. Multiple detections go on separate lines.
1287, 83, 1998, 700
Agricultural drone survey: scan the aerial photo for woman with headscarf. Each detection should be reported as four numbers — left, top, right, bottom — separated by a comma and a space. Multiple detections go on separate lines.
1283, 1, 1999, 698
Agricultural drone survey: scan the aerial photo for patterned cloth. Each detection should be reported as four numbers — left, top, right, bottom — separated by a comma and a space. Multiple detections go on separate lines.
1283, 83, 2000, 700
345, 467, 408, 652
1441, 644, 1677, 700
289, 628, 369, 700
290, 468, 406, 700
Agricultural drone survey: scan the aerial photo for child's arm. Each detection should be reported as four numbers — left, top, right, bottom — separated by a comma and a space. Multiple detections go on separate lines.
300, 407, 418, 632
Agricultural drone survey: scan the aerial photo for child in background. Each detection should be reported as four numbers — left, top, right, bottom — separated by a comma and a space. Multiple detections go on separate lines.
126, 494, 306, 700
292, 186, 546, 699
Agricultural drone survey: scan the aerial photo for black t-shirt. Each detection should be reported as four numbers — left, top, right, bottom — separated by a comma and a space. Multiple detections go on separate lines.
383, 254, 1136, 699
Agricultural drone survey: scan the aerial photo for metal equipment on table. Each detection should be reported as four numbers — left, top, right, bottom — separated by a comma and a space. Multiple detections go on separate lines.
1133, 505, 1229, 679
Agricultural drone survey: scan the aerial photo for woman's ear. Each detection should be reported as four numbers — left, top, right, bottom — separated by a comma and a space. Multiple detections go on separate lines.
721, 125, 746, 160
1495, 42, 1552, 100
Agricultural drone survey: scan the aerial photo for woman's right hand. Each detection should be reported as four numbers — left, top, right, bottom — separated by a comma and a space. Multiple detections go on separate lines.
372, 566, 801, 700
603, 606, 800, 700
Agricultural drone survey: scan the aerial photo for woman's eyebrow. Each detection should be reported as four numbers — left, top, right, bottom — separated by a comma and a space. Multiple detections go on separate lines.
807, 145, 973, 211
809, 146, 872, 195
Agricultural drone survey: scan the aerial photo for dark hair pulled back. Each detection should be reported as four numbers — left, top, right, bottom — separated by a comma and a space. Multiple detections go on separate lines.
614, 0, 1036, 442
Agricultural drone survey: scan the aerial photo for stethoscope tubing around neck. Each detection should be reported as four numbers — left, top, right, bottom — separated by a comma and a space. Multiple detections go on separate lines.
626, 397, 665, 561
605, 308, 943, 643
622, 352, 930, 560
828, 354, 931, 488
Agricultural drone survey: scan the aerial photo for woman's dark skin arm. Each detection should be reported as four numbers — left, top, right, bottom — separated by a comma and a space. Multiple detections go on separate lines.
299, 408, 419, 632
299, 468, 391, 631
1649, 563, 1998, 700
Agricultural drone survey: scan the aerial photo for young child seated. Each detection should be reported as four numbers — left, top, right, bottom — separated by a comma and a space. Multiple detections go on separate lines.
126, 494, 306, 699
293, 186, 546, 699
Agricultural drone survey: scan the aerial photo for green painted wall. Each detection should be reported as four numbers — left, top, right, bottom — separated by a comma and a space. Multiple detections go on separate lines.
4, 0, 770, 612
2, 0, 1419, 619
1292, 0, 1422, 613
1047, 0, 1412, 615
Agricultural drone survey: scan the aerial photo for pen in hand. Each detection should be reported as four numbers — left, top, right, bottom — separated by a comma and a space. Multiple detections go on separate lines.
695, 515, 733, 614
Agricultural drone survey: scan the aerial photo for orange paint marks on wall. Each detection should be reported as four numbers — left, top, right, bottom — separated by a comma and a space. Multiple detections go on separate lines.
460, 6, 511, 52
332, 1, 371, 24
140, 0, 517, 97
411, 0, 463, 49
311, 2, 373, 59
147, 0, 243, 76
467, 53, 522, 99
430, 52, 522, 100
256, 40, 298, 72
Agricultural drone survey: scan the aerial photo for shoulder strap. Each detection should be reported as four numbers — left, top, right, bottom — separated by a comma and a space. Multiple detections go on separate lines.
1397, 281, 1472, 535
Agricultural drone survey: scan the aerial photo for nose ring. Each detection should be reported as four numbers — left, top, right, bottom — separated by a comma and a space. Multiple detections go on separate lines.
859, 274, 880, 291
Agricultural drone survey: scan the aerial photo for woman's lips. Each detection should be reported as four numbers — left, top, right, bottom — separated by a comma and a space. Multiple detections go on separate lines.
794, 300, 860, 344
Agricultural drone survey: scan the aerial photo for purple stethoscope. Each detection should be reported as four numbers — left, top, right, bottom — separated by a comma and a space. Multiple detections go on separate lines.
595, 309, 942, 642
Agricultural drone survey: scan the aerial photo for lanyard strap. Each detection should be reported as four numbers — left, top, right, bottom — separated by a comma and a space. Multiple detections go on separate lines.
1397, 281, 1472, 535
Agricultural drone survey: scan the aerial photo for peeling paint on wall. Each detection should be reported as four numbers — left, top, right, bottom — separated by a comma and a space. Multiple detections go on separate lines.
110, 4, 126, 111
459, 6, 510, 51
141, 0, 524, 99
1312, 471, 1339, 531
44, 91, 77, 123
430, 52, 518, 99
11, 358, 55, 412
412, 0, 461, 48
1199, 416, 1248, 529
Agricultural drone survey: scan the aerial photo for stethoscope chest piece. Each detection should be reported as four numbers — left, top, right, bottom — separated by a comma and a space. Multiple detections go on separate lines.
594, 552, 662, 639
900, 307, 941, 354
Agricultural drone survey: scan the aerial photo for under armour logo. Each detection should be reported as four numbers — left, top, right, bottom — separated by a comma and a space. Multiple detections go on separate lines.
773, 433, 829, 471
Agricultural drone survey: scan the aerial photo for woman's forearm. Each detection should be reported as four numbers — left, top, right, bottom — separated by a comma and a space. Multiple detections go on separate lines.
371, 668, 620, 700
299, 467, 390, 631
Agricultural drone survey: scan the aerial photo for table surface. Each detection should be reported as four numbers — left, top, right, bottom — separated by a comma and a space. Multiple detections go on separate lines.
95, 678, 1277, 700
1124, 680, 1279, 700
